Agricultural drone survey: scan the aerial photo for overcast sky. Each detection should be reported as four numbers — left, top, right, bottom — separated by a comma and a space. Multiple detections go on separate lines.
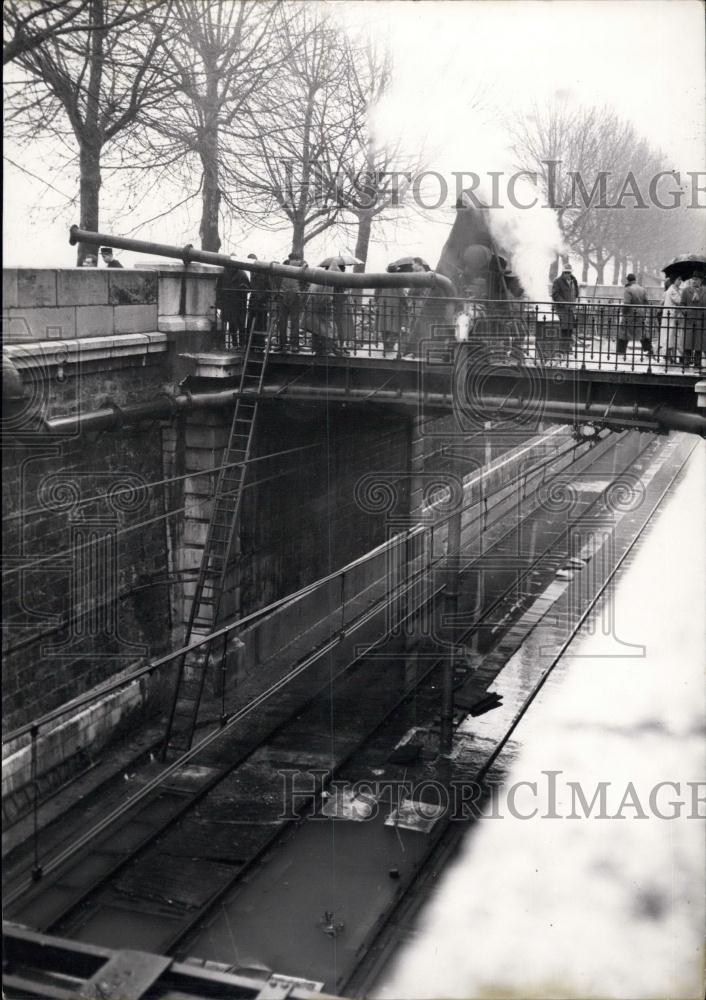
4, 0, 705, 271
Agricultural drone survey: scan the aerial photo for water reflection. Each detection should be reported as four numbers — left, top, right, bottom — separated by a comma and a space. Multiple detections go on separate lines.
378, 442, 705, 1000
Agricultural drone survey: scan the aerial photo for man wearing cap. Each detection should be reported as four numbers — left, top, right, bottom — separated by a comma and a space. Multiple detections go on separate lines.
619, 273, 650, 359
100, 247, 123, 268
551, 263, 579, 344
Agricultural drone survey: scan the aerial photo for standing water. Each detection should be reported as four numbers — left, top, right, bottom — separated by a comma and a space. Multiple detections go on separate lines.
378, 442, 705, 999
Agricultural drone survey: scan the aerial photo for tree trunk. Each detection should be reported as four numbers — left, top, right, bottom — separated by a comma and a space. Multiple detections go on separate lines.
353, 212, 372, 272
199, 65, 221, 252
199, 132, 220, 252
77, 140, 102, 265
594, 249, 605, 284
580, 253, 589, 282
76, 0, 105, 266
612, 256, 621, 284
290, 218, 305, 259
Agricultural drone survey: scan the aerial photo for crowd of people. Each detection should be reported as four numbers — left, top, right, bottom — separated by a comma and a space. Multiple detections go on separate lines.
548, 263, 705, 366
79, 240, 704, 367
215, 254, 433, 358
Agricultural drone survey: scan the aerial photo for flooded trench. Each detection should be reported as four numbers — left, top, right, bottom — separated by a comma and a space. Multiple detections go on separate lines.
377, 441, 705, 999
174, 434, 701, 995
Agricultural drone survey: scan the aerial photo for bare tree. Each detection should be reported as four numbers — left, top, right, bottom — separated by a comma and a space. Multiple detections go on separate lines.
231, 6, 367, 258
331, 41, 428, 271
512, 99, 700, 285
512, 101, 637, 278
135, 0, 285, 253
3, 0, 165, 66
5, 0, 174, 263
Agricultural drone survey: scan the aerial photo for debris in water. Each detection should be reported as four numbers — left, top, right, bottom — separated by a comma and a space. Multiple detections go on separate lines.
319, 910, 345, 937
388, 741, 423, 765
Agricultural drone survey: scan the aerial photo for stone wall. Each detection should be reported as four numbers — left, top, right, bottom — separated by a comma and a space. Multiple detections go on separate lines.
240, 401, 412, 616
2, 365, 174, 733
2, 264, 219, 344
1, 266, 217, 739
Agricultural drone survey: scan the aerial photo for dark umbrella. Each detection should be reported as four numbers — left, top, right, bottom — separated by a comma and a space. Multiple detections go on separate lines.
387, 255, 431, 273
662, 254, 706, 280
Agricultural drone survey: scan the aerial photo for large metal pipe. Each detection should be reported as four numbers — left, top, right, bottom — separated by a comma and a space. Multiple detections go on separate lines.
69, 226, 458, 296
42, 381, 706, 437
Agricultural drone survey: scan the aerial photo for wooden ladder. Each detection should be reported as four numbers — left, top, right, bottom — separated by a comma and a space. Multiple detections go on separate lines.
162, 320, 274, 759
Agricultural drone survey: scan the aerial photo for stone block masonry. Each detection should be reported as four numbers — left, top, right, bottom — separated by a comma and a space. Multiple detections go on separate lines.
3, 266, 215, 343
3, 268, 158, 344
2, 414, 171, 733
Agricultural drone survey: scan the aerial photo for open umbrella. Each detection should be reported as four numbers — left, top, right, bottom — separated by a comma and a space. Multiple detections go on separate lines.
319, 253, 362, 268
662, 254, 706, 280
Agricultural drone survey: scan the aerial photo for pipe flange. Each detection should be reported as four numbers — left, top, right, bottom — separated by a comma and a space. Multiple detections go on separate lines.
98, 399, 125, 432
155, 389, 179, 419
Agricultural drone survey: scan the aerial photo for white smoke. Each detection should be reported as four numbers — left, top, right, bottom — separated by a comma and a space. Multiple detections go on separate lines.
357, 12, 566, 292
481, 179, 566, 301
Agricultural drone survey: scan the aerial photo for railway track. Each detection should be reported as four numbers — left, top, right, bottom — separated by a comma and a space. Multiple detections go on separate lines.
341, 430, 699, 997
2, 428, 603, 906
6, 431, 689, 994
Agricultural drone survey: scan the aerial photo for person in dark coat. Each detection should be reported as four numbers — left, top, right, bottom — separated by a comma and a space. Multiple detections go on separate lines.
551, 264, 579, 342
680, 273, 706, 367
216, 265, 250, 349
277, 255, 306, 351
374, 284, 407, 356
246, 254, 271, 334
100, 247, 123, 268
619, 273, 650, 357
330, 264, 351, 354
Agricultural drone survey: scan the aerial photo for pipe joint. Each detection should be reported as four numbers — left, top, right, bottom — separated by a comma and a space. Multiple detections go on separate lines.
100, 399, 124, 431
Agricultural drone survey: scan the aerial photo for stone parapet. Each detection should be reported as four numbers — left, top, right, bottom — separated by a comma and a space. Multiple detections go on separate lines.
136, 261, 220, 333
2, 264, 220, 342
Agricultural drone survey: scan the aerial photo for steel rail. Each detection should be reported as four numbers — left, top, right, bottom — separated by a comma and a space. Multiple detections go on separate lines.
341, 435, 698, 995
57, 437, 637, 941
4, 427, 571, 744
43, 438, 625, 945
5, 430, 614, 915
166, 434, 657, 959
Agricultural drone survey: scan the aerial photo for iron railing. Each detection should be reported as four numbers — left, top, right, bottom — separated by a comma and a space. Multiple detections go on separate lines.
219, 290, 706, 374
